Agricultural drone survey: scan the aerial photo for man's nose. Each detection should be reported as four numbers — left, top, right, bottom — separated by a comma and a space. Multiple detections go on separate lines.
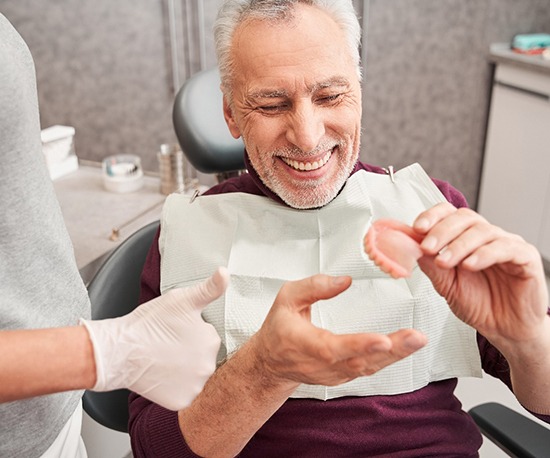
285, 102, 325, 153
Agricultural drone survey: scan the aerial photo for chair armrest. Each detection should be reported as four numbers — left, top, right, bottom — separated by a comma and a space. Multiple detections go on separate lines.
469, 402, 550, 458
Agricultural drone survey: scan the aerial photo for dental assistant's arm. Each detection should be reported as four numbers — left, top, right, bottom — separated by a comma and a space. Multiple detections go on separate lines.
178, 274, 427, 458
0, 326, 96, 402
414, 202, 550, 415
1, 268, 228, 410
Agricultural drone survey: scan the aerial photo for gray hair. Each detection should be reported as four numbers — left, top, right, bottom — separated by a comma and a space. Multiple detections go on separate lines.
214, 0, 362, 99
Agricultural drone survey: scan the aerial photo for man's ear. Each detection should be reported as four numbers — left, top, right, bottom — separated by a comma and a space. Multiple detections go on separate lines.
223, 94, 242, 139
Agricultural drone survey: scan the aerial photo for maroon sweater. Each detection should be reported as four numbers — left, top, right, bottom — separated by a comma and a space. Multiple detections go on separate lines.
129, 160, 550, 457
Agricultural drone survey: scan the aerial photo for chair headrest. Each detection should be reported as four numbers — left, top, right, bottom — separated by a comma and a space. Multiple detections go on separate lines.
173, 68, 245, 174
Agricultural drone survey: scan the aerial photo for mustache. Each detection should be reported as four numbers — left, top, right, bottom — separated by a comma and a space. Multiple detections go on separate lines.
270, 139, 346, 159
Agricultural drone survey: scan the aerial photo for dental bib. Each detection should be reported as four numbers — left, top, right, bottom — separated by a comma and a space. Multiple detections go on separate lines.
159, 163, 482, 400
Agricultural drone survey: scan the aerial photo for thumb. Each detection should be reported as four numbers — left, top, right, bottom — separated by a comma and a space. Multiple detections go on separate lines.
277, 274, 352, 313
417, 255, 452, 296
185, 267, 230, 311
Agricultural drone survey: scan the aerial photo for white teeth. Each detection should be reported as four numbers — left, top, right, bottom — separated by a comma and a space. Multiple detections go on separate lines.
283, 151, 331, 171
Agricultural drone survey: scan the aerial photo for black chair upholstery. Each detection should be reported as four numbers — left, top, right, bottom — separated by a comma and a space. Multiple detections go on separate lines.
82, 220, 160, 433
173, 67, 245, 175
469, 402, 550, 457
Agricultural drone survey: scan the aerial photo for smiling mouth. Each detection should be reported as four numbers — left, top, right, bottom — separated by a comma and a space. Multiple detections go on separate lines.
281, 150, 332, 171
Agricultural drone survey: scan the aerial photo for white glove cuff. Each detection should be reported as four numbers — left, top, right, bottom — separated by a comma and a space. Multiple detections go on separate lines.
80, 318, 125, 392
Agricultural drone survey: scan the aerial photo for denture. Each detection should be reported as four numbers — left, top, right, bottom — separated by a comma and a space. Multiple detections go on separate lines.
364, 219, 424, 278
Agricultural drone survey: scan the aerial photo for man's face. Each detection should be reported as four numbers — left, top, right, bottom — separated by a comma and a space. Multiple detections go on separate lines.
223, 4, 362, 209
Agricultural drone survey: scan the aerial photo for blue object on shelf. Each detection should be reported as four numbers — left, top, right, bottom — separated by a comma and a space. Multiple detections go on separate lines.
512, 33, 550, 51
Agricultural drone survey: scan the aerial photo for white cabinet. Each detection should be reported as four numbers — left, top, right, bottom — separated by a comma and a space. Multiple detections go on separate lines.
478, 50, 550, 266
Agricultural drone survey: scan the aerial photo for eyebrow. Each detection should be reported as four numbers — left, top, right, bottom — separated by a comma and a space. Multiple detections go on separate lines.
248, 89, 289, 99
311, 77, 350, 91
247, 77, 351, 100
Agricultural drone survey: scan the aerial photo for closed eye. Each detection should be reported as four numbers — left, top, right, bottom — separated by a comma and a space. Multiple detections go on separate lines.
316, 93, 343, 105
256, 103, 289, 114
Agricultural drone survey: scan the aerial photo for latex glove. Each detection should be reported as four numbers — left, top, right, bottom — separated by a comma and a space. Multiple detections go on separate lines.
81, 267, 228, 411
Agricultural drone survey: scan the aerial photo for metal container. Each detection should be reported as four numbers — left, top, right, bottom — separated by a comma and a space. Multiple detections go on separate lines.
157, 143, 186, 195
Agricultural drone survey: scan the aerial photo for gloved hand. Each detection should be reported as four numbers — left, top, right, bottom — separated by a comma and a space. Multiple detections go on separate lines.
81, 267, 228, 411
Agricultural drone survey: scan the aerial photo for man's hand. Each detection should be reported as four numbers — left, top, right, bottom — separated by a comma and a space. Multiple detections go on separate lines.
413, 202, 549, 349
251, 274, 427, 387
178, 273, 428, 458
82, 267, 228, 411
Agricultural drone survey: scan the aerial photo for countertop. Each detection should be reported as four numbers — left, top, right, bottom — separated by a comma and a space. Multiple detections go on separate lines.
489, 43, 550, 75
53, 163, 167, 283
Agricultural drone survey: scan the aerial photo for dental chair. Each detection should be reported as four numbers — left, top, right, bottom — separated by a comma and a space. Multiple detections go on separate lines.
173, 67, 245, 182
82, 220, 160, 433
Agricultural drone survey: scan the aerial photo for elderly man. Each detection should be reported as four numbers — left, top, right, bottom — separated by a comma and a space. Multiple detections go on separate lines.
129, 1, 550, 456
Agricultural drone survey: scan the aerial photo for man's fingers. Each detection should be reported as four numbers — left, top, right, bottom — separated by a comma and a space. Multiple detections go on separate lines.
276, 274, 353, 312
312, 332, 392, 363
429, 223, 500, 268
461, 237, 541, 273
413, 202, 457, 234
317, 328, 427, 365
419, 208, 484, 255
185, 267, 230, 310
302, 328, 426, 385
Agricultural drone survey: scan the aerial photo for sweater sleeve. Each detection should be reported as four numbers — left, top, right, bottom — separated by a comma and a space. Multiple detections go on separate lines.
128, 394, 201, 457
